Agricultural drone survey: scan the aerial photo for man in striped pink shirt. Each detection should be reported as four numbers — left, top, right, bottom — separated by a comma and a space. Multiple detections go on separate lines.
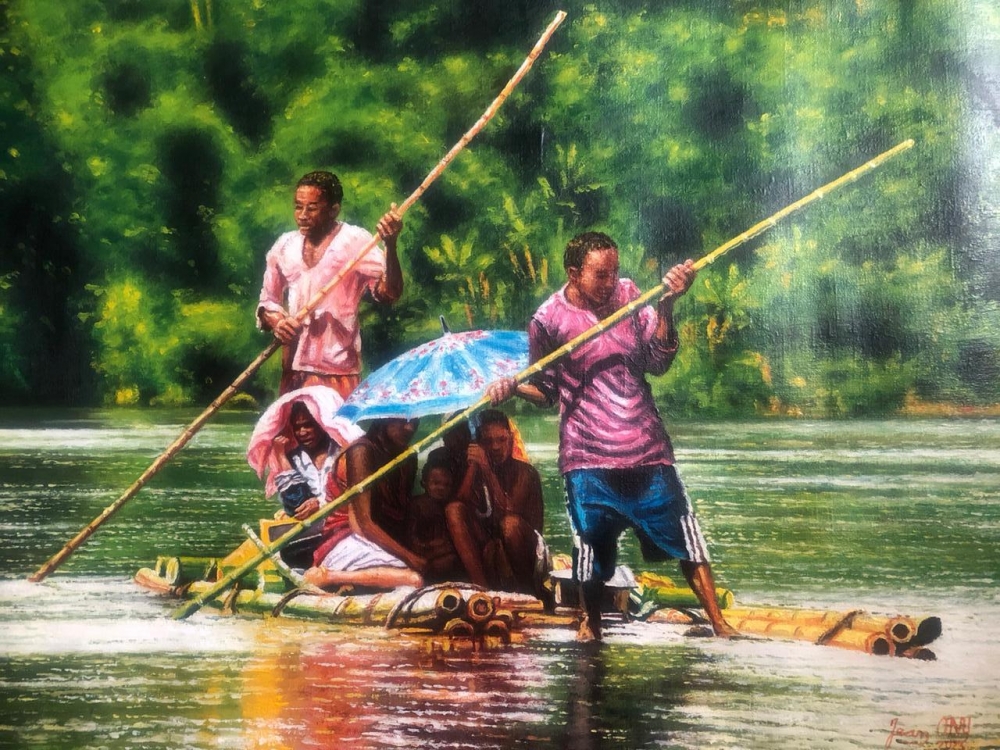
488, 231, 736, 641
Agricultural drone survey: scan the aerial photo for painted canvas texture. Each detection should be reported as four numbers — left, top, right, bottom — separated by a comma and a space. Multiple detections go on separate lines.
1, 2, 998, 748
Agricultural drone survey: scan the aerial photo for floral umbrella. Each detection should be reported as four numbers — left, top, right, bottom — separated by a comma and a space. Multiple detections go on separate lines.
337, 324, 528, 422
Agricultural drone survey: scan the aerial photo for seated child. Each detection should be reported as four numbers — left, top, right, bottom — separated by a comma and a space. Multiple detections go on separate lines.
406, 448, 463, 582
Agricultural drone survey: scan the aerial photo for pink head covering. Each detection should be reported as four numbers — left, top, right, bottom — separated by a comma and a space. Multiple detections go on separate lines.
246, 386, 364, 496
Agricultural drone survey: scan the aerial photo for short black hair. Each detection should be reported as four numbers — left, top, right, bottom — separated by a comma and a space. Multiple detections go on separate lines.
476, 409, 511, 434
297, 170, 343, 206
421, 447, 455, 482
564, 231, 618, 271
365, 418, 392, 441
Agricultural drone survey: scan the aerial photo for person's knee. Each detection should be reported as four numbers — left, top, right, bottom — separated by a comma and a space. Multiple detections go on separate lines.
500, 514, 530, 541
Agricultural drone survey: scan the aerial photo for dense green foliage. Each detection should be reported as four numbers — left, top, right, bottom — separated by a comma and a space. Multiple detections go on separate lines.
1, 0, 998, 414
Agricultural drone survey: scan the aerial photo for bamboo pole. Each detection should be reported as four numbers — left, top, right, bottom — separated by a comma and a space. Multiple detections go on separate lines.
171, 139, 914, 621
515, 140, 916, 388
725, 607, 941, 648
27, 10, 568, 584
173, 580, 470, 630
693, 139, 914, 270
241, 523, 323, 593
725, 613, 896, 655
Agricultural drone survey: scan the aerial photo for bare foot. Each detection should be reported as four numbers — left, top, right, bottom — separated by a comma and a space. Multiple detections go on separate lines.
712, 621, 741, 639
302, 567, 330, 588
684, 625, 714, 638
577, 614, 601, 643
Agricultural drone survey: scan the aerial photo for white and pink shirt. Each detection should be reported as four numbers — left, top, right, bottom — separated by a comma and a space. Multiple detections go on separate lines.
257, 223, 386, 376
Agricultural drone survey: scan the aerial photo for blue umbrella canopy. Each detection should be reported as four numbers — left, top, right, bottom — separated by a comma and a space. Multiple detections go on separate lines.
337, 327, 528, 422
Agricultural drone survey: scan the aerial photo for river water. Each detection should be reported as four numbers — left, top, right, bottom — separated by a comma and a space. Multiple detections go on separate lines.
0, 410, 997, 749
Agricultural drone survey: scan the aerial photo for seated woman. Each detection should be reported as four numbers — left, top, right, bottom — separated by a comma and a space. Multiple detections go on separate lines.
304, 418, 425, 590
246, 386, 362, 567
270, 403, 336, 518
446, 410, 547, 595
406, 447, 463, 582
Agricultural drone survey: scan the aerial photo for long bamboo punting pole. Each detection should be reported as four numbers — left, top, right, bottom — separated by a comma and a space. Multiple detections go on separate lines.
513, 140, 917, 385
28, 11, 568, 584
171, 139, 914, 621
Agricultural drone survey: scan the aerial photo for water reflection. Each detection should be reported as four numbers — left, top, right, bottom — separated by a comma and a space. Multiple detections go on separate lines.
2, 414, 1000, 749
238, 624, 558, 749
228, 621, 737, 750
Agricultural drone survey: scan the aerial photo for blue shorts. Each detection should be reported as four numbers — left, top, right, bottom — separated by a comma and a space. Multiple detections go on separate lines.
564, 465, 710, 584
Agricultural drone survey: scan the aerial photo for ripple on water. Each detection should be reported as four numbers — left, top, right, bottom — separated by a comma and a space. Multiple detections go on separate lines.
0, 579, 258, 656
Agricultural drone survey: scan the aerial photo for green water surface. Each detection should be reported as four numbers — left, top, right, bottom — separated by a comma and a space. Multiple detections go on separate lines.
0, 411, 997, 749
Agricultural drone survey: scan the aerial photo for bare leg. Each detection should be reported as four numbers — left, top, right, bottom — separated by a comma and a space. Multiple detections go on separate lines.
680, 560, 738, 638
500, 515, 541, 594
303, 566, 423, 590
577, 579, 604, 642
445, 501, 489, 587
424, 551, 463, 581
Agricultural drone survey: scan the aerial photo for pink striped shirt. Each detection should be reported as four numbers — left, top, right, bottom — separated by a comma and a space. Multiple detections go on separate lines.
529, 279, 678, 474
257, 223, 385, 376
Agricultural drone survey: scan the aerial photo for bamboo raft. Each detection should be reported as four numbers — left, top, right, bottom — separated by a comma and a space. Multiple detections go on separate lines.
134, 530, 942, 659
135, 558, 559, 644
721, 606, 942, 659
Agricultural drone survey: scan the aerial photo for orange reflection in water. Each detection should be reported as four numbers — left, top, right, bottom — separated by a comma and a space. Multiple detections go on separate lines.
238, 620, 557, 749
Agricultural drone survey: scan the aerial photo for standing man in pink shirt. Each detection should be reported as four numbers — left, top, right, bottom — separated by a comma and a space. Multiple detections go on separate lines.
488, 231, 737, 642
258, 171, 404, 397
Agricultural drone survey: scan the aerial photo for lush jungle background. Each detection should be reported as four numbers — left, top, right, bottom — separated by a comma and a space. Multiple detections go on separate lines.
1, 0, 998, 416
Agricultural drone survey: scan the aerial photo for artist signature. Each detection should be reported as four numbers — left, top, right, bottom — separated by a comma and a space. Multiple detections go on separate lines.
884, 716, 973, 749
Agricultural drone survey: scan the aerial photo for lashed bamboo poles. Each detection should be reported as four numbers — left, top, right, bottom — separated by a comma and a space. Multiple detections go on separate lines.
724, 606, 941, 649
721, 607, 940, 657
727, 607, 917, 643
172, 579, 468, 630
171, 140, 914, 621
27, 10, 568, 584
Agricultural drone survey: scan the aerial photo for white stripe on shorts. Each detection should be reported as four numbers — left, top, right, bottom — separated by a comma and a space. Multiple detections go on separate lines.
570, 528, 595, 583
676, 471, 709, 563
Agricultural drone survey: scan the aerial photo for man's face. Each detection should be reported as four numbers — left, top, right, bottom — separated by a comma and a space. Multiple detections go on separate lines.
294, 185, 339, 236
423, 466, 454, 502
478, 422, 513, 466
568, 247, 619, 311
384, 418, 419, 449
291, 411, 323, 451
